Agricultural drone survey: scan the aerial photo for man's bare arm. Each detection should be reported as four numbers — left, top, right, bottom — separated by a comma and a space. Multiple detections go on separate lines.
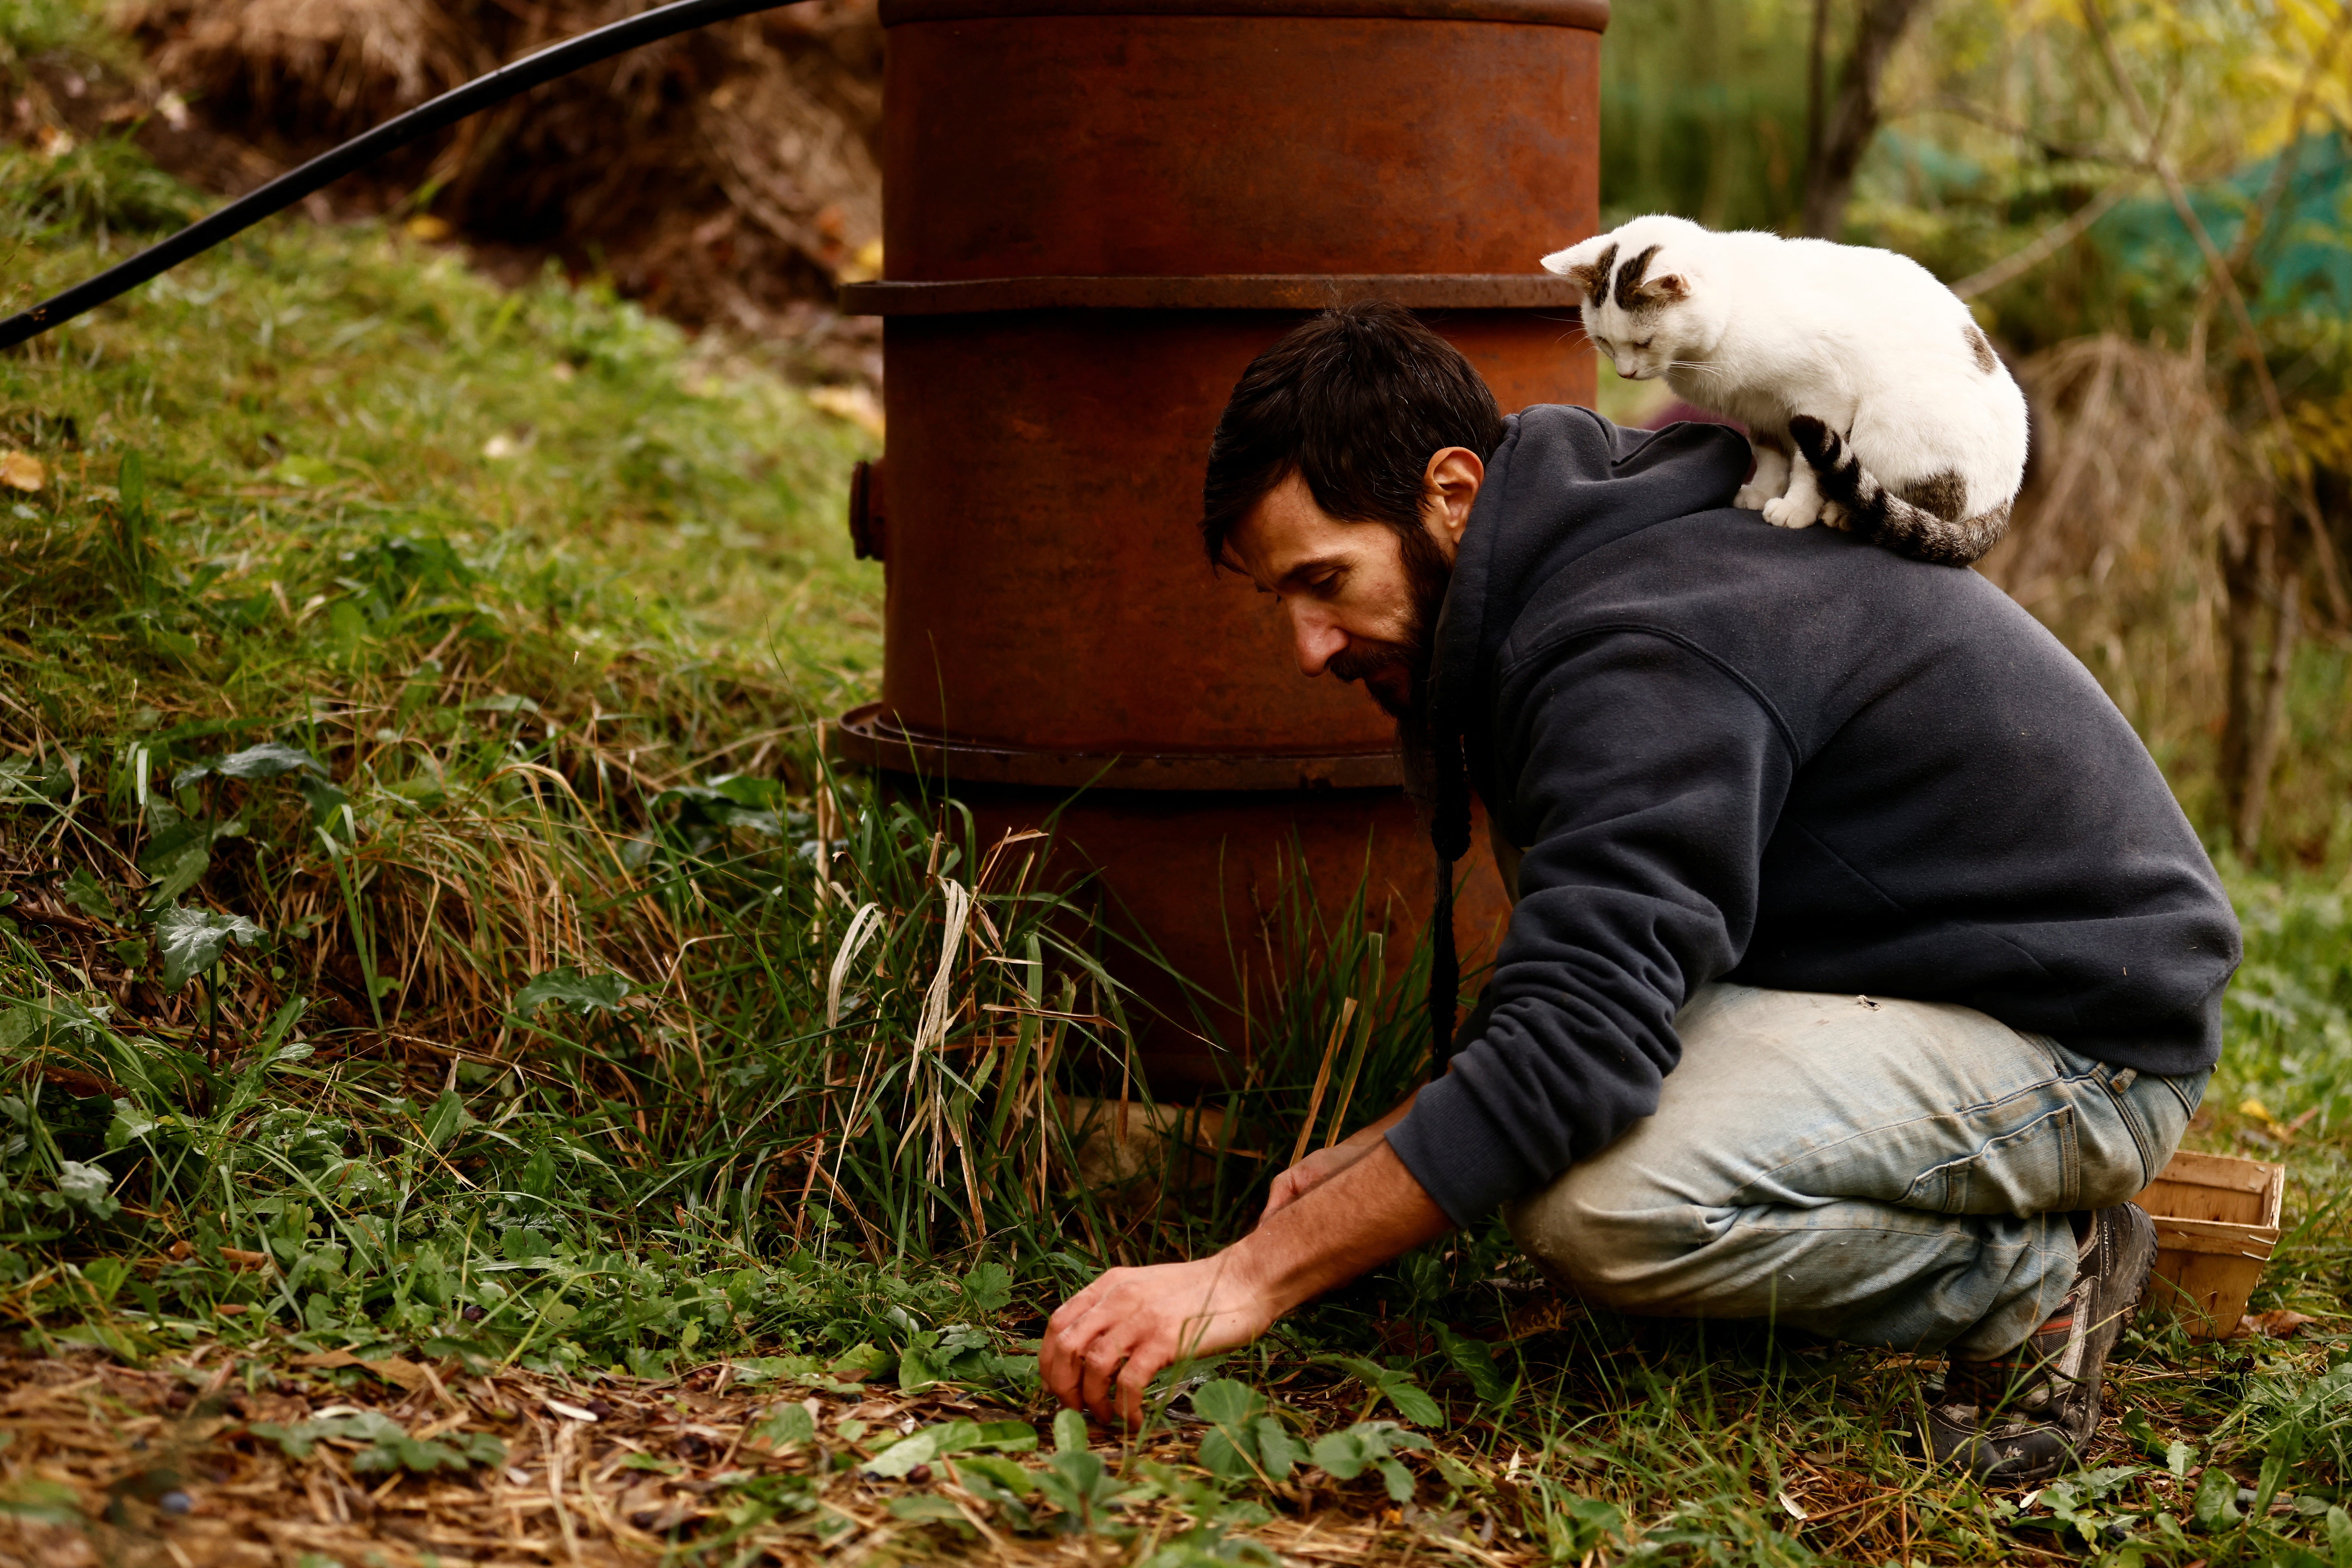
1040, 1138, 1451, 1427
1258, 1086, 1423, 1221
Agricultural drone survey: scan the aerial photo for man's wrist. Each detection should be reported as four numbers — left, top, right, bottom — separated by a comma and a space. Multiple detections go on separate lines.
1234, 1142, 1453, 1316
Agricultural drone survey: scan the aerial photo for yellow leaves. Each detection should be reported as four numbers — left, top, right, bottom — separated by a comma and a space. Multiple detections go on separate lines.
2239, 1096, 2275, 1123
0, 451, 46, 492
405, 213, 455, 243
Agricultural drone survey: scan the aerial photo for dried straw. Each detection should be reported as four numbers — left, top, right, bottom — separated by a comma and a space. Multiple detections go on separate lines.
1979, 334, 2245, 782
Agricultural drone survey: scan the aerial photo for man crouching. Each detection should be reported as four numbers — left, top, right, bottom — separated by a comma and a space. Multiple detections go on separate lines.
1039, 302, 2239, 1484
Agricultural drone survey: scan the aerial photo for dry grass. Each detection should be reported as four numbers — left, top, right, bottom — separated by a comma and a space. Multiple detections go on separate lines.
1980, 335, 2250, 814
0, 1346, 1554, 1568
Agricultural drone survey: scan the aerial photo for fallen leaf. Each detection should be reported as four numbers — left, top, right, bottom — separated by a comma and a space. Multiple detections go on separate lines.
545, 1398, 601, 1423
0, 451, 45, 491
1777, 1491, 1809, 1521
288, 1349, 430, 1393
406, 214, 454, 242
218, 1246, 271, 1270
2239, 1098, 2275, 1124
2244, 1310, 2318, 1339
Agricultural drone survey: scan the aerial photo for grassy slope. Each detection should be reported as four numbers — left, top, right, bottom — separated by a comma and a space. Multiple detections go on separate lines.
2, 121, 2352, 1568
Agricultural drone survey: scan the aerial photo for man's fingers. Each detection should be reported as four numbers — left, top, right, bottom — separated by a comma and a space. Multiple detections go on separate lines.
1042, 1289, 1110, 1410
1080, 1319, 1138, 1423
1116, 1336, 1171, 1429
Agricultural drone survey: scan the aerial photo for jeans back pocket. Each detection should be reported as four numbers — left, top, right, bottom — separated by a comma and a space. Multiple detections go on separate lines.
1901, 1105, 2081, 1218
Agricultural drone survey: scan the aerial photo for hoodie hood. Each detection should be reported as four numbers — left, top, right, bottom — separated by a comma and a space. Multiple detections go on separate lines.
1432, 406, 1753, 780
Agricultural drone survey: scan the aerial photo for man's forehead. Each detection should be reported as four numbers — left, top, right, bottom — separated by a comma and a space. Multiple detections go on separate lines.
1230, 475, 1361, 584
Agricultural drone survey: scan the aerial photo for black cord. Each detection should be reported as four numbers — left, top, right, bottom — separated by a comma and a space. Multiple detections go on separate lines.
0, 0, 798, 351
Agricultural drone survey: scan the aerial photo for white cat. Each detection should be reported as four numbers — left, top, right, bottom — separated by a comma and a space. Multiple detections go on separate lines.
1540, 213, 2028, 567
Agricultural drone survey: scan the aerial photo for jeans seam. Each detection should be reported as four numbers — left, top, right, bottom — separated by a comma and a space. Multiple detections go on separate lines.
1750, 1068, 2111, 1195
2098, 1069, 2160, 1188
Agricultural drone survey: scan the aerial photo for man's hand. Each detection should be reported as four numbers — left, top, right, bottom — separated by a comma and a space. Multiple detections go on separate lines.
1040, 1138, 1450, 1429
1040, 1252, 1284, 1429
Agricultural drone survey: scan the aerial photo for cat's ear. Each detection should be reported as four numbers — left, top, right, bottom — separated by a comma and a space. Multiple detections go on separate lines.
1540, 246, 1609, 304
1635, 273, 1691, 306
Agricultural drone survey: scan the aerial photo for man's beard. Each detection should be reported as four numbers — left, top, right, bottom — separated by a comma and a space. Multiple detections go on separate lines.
1328, 524, 1453, 731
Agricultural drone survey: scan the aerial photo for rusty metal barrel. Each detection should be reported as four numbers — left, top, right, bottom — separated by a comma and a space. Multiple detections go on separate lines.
836, 0, 1605, 1092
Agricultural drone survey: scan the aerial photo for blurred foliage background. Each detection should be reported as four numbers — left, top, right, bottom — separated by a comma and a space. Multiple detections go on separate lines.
0, 4, 2349, 1561
1603, 0, 2352, 871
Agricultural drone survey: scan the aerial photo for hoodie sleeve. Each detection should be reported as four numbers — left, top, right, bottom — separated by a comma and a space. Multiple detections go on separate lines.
1386, 627, 1796, 1225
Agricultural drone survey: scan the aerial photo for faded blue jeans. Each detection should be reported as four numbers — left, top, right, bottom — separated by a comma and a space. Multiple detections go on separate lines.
1504, 984, 2209, 1357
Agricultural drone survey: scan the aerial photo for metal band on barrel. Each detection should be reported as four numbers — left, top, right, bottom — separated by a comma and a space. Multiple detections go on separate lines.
840, 274, 1588, 315
880, 0, 1607, 28
833, 705, 1405, 792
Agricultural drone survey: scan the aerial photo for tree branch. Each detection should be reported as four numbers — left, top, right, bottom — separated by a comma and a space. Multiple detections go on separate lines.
1801, 0, 1936, 238
1949, 177, 2141, 299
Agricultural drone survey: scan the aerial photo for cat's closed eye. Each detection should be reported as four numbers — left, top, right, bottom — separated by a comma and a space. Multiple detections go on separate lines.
1635, 337, 1654, 349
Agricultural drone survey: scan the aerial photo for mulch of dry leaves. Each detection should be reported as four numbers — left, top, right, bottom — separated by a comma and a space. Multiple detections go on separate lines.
0, 1346, 1526, 1568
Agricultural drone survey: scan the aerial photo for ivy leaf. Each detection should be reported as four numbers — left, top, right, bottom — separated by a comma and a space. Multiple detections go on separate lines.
298, 775, 349, 833
512, 967, 631, 1017
104, 1099, 159, 1153
752, 1402, 817, 1448
138, 816, 244, 909
1435, 1323, 1512, 1407
60, 866, 116, 924
420, 1089, 471, 1151
154, 905, 265, 991
865, 1419, 981, 1479
171, 741, 326, 793
2192, 1464, 2242, 1529
53, 1160, 121, 1221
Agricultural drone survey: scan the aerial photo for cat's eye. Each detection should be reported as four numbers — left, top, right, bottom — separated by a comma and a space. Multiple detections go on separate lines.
1635, 337, 1654, 349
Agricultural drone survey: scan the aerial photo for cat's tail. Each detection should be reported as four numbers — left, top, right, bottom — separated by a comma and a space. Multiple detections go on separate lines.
1787, 415, 2011, 568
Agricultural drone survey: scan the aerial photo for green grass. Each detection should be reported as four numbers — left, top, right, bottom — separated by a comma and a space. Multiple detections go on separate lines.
2, 121, 2352, 1566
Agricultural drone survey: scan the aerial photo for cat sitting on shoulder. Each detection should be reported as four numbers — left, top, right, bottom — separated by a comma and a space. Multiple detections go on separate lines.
1540, 213, 2028, 568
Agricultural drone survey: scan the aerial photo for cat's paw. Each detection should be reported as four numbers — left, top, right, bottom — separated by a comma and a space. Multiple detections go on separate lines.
1733, 484, 1778, 512
1821, 500, 1851, 531
1762, 494, 1822, 529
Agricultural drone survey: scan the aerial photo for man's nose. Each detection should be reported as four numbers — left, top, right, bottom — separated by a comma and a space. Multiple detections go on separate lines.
1289, 608, 1347, 677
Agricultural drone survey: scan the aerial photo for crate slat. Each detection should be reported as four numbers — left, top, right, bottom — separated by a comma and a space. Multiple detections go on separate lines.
2132, 1150, 2286, 1342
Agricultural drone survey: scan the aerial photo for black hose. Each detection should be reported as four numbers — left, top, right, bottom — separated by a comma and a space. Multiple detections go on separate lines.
0, 0, 798, 351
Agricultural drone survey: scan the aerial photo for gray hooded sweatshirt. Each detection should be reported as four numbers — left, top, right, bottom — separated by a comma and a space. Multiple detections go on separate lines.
1386, 406, 2240, 1226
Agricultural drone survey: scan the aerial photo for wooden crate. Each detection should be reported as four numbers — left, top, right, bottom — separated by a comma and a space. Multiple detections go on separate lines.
2133, 1150, 2286, 1341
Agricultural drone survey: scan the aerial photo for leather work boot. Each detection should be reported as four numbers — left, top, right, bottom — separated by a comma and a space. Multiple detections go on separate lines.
1925, 1202, 2158, 1486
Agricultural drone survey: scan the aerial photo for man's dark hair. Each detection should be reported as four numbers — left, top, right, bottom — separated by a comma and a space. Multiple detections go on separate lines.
1200, 301, 1506, 567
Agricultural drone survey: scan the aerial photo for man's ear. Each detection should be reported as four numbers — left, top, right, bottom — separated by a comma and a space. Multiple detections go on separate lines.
1421, 446, 1485, 550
